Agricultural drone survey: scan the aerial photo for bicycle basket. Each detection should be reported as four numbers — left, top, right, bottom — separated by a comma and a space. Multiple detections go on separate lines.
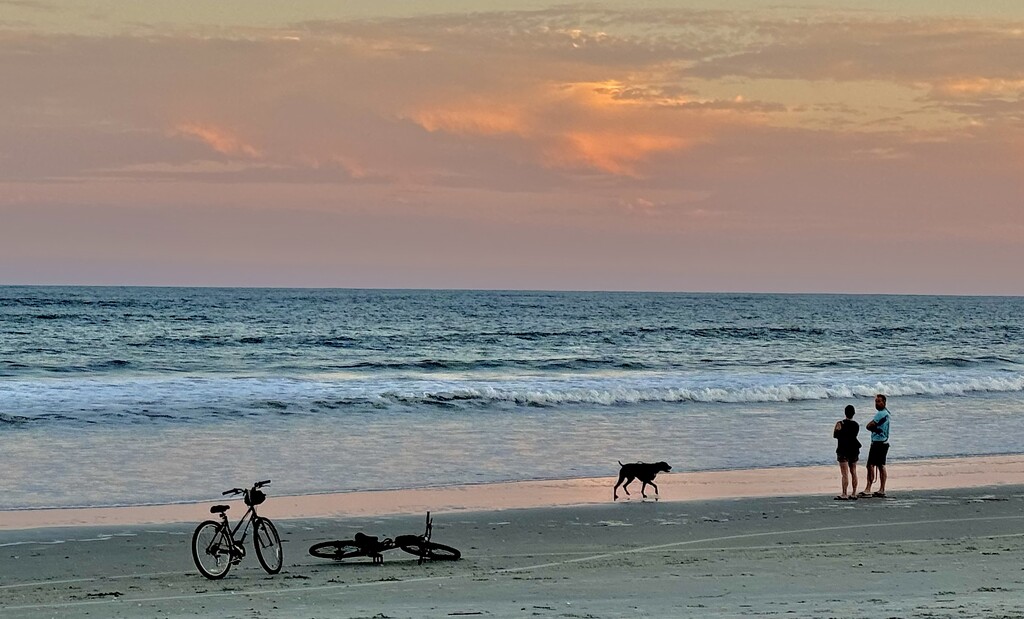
245, 489, 266, 506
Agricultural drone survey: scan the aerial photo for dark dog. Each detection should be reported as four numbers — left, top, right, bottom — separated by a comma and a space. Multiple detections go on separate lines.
613, 460, 672, 500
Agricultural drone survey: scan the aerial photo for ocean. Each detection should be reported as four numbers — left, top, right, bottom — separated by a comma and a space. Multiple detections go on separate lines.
1, 287, 1022, 510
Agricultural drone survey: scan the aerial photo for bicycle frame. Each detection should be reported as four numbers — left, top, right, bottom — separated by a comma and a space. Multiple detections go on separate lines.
205, 486, 266, 563
217, 503, 259, 550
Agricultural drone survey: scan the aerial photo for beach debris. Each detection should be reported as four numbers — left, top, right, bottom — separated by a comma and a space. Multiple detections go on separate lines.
596, 520, 633, 527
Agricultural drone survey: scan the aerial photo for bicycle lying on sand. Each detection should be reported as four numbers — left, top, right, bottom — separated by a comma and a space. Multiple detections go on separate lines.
309, 512, 460, 564
191, 480, 283, 579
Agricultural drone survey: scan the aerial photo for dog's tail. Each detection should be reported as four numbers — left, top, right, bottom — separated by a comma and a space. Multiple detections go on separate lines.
618, 460, 623, 467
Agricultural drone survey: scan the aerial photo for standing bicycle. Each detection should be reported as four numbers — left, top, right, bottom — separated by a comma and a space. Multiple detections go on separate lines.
191, 480, 283, 579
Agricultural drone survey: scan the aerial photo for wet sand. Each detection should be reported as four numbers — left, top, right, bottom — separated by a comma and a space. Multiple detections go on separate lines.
3, 454, 1024, 530
3, 457, 1024, 618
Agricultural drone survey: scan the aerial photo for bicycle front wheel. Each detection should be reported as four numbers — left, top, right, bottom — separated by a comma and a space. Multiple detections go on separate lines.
308, 540, 365, 561
399, 540, 461, 561
253, 517, 283, 574
192, 520, 233, 579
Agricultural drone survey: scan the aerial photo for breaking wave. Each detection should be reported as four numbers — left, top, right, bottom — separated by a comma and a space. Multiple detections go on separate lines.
382, 375, 1024, 407
5, 373, 1021, 426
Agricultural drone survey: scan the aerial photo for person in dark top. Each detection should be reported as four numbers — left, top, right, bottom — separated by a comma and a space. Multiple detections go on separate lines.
833, 404, 861, 500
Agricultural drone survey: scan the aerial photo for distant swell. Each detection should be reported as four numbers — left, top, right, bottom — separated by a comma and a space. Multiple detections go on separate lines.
333, 358, 651, 371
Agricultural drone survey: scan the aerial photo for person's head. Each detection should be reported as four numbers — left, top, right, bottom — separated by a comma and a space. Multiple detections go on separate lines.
875, 393, 887, 411
844, 405, 855, 419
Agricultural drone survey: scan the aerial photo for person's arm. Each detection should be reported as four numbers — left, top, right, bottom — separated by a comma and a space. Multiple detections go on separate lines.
866, 419, 877, 431
834, 420, 843, 438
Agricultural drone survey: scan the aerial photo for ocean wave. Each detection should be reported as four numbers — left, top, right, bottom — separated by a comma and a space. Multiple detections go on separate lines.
0, 413, 31, 425
35, 359, 134, 374
330, 357, 656, 371
310, 336, 358, 348
686, 326, 828, 338
373, 375, 1024, 407
3, 371, 1023, 426
917, 355, 1018, 368
329, 355, 1018, 373
506, 328, 607, 340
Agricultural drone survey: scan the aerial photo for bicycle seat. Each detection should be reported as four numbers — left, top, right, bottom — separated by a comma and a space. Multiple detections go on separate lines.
210, 504, 230, 514
354, 532, 379, 547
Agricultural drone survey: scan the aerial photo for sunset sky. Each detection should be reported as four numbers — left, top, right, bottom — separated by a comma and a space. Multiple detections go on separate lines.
2, 1, 1022, 294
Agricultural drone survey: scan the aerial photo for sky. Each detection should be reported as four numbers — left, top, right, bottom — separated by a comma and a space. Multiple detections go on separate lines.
1, 1, 1022, 294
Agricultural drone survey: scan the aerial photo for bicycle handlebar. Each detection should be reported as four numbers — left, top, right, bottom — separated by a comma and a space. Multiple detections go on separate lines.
221, 480, 271, 496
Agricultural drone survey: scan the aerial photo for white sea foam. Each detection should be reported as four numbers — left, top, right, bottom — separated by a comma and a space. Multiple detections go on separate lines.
452, 374, 1024, 406
3, 373, 1023, 423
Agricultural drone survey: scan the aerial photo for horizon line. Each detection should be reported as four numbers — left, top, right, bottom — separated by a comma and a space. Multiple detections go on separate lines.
1, 283, 1021, 299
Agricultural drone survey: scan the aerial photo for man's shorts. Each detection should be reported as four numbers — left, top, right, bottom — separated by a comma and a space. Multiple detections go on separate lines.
867, 441, 889, 467
837, 450, 859, 463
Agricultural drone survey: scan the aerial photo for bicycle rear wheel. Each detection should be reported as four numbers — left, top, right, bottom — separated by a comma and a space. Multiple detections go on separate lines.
253, 517, 283, 574
192, 520, 233, 579
399, 540, 461, 561
308, 540, 365, 561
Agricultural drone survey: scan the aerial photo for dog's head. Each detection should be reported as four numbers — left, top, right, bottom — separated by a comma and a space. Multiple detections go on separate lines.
656, 461, 672, 473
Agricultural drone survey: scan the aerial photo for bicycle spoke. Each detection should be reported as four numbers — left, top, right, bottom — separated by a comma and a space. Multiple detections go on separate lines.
192, 521, 233, 579
253, 518, 283, 574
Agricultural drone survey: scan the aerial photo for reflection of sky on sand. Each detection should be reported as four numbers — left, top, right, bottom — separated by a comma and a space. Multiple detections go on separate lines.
3, 392, 1024, 509
3, 454, 1024, 530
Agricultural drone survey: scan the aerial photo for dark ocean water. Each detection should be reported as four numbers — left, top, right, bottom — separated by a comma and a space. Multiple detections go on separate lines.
1, 287, 1022, 508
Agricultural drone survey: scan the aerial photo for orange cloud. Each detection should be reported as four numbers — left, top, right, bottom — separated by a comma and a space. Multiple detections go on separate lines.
174, 122, 262, 158
933, 78, 1024, 98
408, 80, 707, 176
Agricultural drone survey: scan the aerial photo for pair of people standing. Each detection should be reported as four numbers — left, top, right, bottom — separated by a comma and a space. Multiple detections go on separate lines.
833, 393, 891, 500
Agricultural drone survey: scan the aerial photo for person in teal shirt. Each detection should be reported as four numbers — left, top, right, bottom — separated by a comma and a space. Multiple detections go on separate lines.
859, 394, 890, 497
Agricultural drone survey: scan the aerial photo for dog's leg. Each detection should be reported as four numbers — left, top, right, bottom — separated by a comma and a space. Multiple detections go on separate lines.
640, 481, 648, 499
650, 481, 659, 500
621, 476, 634, 498
613, 474, 626, 500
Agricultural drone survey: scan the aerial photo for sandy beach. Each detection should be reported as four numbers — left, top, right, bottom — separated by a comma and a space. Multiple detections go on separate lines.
3, 457, 1024, 618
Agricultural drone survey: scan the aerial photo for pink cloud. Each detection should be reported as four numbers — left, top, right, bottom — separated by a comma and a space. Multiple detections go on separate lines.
174, 122, 261, 159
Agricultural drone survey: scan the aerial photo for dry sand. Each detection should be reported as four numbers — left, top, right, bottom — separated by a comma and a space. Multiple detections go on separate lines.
3, 457, 1024, 618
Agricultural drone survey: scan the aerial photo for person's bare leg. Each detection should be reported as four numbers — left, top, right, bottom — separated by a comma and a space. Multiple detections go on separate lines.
863, 464, 874, 495
850, 461, 859, 497
878, 465, 886, 494
838, 461, 850, 497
